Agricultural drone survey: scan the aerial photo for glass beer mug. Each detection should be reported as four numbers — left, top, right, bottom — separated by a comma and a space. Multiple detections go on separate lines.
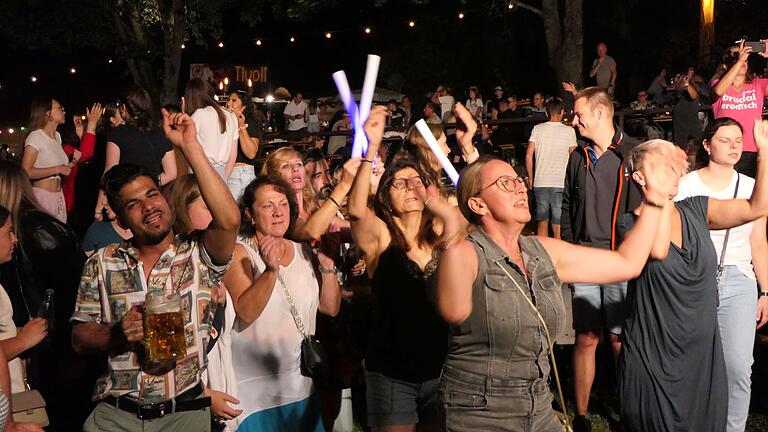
144, 291, 186, 363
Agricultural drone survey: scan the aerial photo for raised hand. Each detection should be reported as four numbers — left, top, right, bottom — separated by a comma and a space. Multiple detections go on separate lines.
86, 103, 104, 131
453, 102, 478, 151
561, 82, 577, 95
736, 39, 753, 64
339, 157, 362, 188
73, 116, 84, 139
363, 105, 389, 158
754, 119, 768, 153
161, 108, 198, 149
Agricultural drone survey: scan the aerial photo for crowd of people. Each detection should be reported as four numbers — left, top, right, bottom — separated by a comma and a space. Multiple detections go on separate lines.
0, 38, 766, 432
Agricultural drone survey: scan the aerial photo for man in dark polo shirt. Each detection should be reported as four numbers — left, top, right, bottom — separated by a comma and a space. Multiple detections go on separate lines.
561, 87, 641, 432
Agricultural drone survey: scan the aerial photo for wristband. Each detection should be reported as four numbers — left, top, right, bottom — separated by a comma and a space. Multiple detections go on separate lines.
759, 292, 768, 298
328, 196, 341, 208
361, 159, 373, 164
319, 265, 337, 274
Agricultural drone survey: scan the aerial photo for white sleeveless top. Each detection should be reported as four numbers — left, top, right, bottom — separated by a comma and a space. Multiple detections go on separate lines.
231, 240, 319, 423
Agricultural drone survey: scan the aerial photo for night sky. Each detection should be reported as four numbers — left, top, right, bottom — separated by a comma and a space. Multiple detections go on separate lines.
0, 0, 764, 129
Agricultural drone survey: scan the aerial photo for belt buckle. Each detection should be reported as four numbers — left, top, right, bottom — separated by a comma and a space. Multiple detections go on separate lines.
137, 401, 171, 420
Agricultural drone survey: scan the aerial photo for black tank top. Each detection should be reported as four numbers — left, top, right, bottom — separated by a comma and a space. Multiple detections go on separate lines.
366, 246, 448, 382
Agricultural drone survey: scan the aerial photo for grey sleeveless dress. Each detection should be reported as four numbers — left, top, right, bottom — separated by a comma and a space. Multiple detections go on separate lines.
618, 196, 728, 432
440, 229, 566, 432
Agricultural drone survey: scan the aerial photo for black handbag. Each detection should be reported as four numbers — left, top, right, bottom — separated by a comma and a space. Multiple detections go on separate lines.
277, 271, 330, 384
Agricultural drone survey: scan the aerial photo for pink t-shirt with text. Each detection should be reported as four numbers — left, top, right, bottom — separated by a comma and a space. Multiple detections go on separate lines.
711, 78, 768, 152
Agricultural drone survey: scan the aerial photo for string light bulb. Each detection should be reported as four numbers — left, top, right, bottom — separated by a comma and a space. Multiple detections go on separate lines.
7, 129, 14, 134
325, 32, 332, 39
219, 82, 224, 91
508, 2, 514, 9
108, 59, 113, 64
181, 43, 186, 49
265, 94, 275, 103
30, 76, 37, 83
224, 77, 229, 86
290, 36, 295, 43
364, 27, 371, 34
256, 39, 262, 46
408, 21, 415, 28
247, 79, 253, 88
458, 12, 465, 19
69, 67, 77, 74
218, 41, 224, 48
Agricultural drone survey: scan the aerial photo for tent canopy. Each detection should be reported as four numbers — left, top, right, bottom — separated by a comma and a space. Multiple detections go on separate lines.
321, 87, 405, 104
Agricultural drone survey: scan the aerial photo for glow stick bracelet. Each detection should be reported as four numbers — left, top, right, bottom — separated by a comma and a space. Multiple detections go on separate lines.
414, 119, 460, 186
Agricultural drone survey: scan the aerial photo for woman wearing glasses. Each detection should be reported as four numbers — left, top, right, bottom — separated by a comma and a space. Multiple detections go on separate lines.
349, 106, 464, 432
437, 148, 686, 431
21, 98, 73, 222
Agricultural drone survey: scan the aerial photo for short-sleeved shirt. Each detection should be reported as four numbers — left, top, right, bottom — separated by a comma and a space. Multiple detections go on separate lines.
529, 122, 577, 188
106, 125, 172, 179
71, 235, 229, 403
711, 78, 768, 152
675, 170, 756, 280
283, 101, 308, 131
24, 130, 68, 169
592, 55, 617, 89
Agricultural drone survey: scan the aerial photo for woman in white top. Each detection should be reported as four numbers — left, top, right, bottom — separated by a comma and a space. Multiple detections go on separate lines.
674, 117, 768, 432
185, 78, 239, 179
465, 86, 484, 120
223, 175, 340, 432
21, 98, 73, 222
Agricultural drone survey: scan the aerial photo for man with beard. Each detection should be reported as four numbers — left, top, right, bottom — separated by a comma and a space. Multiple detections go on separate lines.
71, 108, 240, 431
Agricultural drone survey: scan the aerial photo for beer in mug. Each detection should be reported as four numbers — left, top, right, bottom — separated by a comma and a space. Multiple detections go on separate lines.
144, 291, 186, 363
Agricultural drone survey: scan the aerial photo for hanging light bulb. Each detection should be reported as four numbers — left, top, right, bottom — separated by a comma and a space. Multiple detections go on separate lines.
218, 41, 224, 48
458, 12, 465, 19
325, 32, 332, 39
30, 76, 38, 83
224, 77, 229, 86
256, 39, 262, 46
181, 43, 186, 49
219, 82, 224, 91
364, 27, 372, 34
69, 67, 77, 74
247, 79, 253, 88
290, 36, 295, 43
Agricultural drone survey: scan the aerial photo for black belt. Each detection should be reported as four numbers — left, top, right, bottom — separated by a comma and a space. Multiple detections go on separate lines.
103, 383, 210, 420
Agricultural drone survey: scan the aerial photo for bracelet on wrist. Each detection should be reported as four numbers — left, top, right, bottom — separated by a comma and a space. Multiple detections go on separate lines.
319, 265, 337, 274
361, 159, 373, 164
759, 291, 768, 298
328, 196, 341, 208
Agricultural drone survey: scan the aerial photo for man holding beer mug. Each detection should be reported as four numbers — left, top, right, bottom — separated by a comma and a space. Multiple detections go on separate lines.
70, 106, 241, 432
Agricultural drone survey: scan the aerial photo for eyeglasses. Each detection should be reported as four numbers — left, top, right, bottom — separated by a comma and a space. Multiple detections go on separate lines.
474, 175, 527, 196
390, 176, 425, 190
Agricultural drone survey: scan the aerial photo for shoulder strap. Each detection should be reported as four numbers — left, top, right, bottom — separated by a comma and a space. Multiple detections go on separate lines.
718, 174, 741, 271
494, 261, 571, 430
242, 238, 308, 338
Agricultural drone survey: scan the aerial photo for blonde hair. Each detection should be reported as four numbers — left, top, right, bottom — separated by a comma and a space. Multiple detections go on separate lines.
456, 156, 495, 225
0, 161, 41, 225
628, 139, 684, 173
406, 123, 444, 185
260, 147, 313, 212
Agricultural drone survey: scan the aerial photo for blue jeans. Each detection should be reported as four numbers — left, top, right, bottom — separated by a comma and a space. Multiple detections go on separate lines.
718, 265, 757, 432
227, 165, 256, 201
533, 187, 564, 225
572, 282, 628, 335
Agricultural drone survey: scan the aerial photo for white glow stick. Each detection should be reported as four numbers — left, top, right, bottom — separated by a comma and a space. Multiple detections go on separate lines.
331, 71, 356, 120
353, 55, 381, 157
414, 119, 460, 186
